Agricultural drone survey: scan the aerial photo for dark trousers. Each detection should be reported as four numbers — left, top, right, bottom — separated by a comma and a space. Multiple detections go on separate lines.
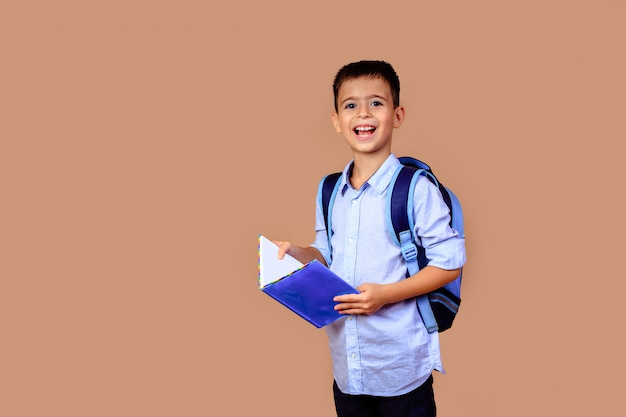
333, 375, 436, 417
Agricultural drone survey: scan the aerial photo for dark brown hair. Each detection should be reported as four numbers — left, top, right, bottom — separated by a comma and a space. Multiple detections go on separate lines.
332, 60, 400, 112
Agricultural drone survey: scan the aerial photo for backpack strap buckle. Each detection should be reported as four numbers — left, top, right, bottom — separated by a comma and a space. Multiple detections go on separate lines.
399, 230, 419, 276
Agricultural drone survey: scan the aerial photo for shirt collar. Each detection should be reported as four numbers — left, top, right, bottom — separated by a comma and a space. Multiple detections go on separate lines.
339, 153, 401, 196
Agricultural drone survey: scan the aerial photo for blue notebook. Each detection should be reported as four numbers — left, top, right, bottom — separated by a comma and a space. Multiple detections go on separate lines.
258, 235, 359, 328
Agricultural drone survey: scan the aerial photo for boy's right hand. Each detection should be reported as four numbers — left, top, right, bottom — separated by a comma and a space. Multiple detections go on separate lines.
271, 240, 326, 267
273, 241, 292, 260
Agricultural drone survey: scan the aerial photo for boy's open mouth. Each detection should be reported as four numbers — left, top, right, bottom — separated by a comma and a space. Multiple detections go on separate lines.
354, 125, 376, 138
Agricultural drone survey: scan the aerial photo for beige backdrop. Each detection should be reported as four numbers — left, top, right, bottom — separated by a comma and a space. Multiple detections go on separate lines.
2, 1, 625, 416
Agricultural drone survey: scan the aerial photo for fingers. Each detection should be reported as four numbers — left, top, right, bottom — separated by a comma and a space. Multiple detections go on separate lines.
273, 241, 292, 259
334, 299, 374, 315
334, 302, 356, 314
335, 304, 377, 316
334, 290, 382, 315
333, 294, 360, 303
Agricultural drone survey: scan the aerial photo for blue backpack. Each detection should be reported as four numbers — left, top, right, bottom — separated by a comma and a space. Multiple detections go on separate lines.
319, 156, 464, 333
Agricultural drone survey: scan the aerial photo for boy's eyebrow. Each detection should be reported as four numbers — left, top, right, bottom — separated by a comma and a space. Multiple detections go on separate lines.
339, 94, 388, 105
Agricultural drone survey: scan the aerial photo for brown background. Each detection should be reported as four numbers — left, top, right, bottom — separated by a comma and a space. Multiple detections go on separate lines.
2, 1, 625, 416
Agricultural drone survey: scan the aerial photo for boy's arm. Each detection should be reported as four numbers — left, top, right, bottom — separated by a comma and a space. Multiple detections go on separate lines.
274, 241, 327, 266
333, 266, 460, 316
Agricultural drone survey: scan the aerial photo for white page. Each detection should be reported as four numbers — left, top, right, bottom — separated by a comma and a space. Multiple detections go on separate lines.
258, 235, 304, 288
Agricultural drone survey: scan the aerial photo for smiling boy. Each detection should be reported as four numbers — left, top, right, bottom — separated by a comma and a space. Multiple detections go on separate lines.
275, 60, 466, 417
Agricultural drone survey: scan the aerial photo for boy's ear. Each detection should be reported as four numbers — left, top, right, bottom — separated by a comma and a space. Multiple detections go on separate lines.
331, 112, 341, 133
394, 106, 406, 128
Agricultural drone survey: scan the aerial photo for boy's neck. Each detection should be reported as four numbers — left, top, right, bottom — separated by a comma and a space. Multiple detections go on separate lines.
349, 152, 390, 190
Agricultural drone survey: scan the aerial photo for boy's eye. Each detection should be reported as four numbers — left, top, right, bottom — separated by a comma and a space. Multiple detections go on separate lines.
371, 101, 383, 107
345, 103, 356, 109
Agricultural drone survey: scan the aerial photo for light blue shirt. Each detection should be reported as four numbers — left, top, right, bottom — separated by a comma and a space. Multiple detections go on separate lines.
311, 154, 466, 396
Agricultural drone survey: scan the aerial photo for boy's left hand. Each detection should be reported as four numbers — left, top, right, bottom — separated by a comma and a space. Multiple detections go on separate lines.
333, 283, 387, 315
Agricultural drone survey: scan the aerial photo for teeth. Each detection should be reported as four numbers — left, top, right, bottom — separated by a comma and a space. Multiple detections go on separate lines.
355, 126, 374, 131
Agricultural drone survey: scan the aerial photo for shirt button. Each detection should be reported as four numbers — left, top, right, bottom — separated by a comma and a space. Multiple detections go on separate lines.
348, 238, 354, 244
351, 354, 357, 359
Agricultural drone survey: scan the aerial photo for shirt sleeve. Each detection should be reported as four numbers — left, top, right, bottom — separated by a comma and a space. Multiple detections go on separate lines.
310, 189, 332, 266
412, 176, 466, 270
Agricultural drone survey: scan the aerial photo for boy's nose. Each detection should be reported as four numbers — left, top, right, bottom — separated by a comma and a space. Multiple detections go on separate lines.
358, 105, 371, 118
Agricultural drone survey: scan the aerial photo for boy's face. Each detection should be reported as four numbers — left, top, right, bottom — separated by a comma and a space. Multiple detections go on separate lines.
331, 76, 404, 159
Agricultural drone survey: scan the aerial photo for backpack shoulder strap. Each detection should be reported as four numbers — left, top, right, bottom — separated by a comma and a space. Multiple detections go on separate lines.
387, 160, 439, 275
387, 165, 421, 275
387, 158, 441, 333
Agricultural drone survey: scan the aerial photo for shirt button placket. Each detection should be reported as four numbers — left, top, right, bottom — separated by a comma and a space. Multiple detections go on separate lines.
345, 192, 362, 392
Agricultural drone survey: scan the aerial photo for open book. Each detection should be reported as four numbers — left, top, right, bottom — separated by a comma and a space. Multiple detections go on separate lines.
258, 234, 358, 328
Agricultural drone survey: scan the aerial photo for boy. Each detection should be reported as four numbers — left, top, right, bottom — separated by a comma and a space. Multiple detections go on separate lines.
275, 60, 466, 417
